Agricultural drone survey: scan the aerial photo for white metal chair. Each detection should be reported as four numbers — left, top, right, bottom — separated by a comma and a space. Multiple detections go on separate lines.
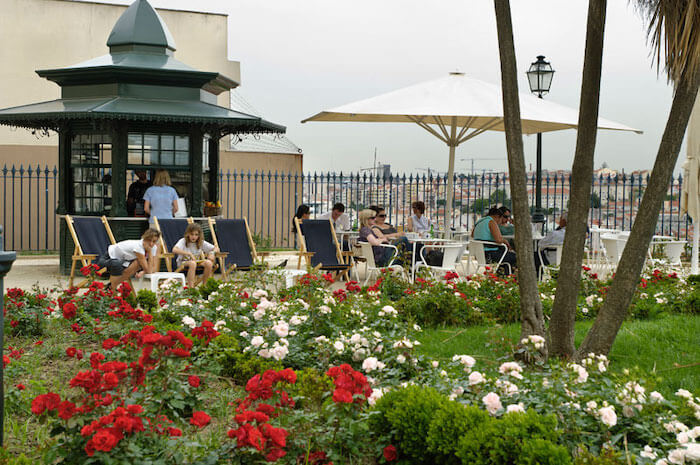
415, 243, 466, 281
468, 240, 511, 275
649, 240, 686, 267
537, 243, 563, 281
357, 241, 406, 285
601, 234, 625, 270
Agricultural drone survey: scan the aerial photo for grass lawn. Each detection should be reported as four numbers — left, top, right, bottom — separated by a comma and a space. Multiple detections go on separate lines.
416, 314, 700, 396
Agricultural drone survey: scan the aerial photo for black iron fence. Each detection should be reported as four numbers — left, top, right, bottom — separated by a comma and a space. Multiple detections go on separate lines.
0, 165, 689, 251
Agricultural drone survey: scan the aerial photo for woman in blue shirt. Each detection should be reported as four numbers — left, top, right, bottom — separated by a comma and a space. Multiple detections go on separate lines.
144, 170, 179, 223
472, 207, 516, 273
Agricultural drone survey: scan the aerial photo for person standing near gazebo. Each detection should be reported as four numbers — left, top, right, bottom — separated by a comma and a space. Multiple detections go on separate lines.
144, 170, 179, 223
127, 170, 152, 217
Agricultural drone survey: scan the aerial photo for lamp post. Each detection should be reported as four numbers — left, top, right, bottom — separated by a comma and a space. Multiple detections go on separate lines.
526, 55, 555, 224
0, 226, 16, 446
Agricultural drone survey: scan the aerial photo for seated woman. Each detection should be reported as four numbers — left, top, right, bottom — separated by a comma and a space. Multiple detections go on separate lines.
291, 204, 311, 232
472, 207, 516, 273
171, 223, 219, 288
369, 206, 400, 238
407, 200, 431, 235
358, 209, 402, 266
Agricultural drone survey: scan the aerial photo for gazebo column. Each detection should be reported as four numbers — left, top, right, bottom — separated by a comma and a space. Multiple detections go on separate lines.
110, 122, 128, 218
56, 129, 71, 215
191, 128, 204, 217
208, 136, 220, 203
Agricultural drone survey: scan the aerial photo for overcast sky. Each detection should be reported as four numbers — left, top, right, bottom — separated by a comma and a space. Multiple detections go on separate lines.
88, 0, 680, 175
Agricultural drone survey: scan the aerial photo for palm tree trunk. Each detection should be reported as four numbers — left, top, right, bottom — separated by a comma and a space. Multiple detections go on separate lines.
494, 0, 546, 349
576, 66, 700, 357
549, 0, 607, 358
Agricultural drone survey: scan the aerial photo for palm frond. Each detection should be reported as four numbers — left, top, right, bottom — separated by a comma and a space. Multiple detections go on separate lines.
634, 0, 700, 83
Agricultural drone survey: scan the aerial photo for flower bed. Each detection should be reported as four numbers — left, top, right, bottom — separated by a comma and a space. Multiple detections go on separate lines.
2, 268, 699, 464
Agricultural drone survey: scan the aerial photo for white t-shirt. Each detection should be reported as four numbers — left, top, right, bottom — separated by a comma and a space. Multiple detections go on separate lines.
173, 238, 215, 265
108, 240, 157, 266
318, 211, 351, 231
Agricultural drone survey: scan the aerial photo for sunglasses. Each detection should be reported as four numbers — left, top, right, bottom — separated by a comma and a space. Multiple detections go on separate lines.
377, 214, 386, 217
369, 216, 376, 220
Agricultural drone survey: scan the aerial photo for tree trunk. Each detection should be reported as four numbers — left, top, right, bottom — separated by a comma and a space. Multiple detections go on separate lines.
494, 0, 546, 351
549, 0, 607, 358
576, 66, 700, 357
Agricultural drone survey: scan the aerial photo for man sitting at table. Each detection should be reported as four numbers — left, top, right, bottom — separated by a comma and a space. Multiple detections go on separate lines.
538, 212, 567, 265
472, 207, 516, 273
319, 202, 351, 231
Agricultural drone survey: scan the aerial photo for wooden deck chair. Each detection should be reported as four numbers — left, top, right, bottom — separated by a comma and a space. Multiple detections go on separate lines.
152, 217, 192, 272
153, 217, 226, 282
208, 218, 267, 278
294, 218, 353, 280
65, 215, 116, 288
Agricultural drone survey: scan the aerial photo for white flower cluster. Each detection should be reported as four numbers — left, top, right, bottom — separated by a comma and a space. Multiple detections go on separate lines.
378, 305, 399, 317
498, 361, 524, 380
452, 354, 476, 373
581, 352, 609, 373
617, 381, 646, 418
568, 363, 589, 384
520, 334, 545, 350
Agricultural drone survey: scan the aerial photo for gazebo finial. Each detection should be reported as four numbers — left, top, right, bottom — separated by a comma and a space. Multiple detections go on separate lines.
106, 0, 177, 52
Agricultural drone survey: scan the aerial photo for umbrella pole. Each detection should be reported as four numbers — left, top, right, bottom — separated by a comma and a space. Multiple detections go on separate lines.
693, 221, 699, 275
445, 119, 458, 238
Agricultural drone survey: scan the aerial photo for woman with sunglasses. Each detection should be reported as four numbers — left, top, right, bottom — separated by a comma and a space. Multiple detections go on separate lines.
369, 206, 401, 239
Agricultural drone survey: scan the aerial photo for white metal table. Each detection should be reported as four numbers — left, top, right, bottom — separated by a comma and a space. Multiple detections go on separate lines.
407, 237, 454, 282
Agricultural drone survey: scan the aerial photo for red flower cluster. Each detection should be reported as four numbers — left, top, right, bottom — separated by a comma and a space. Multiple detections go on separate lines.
444, 271, 460, 281
298, 273, 319, 286
304, 451, 334, 465
66, 347, 84, 360
332, 289, 347, 302
106, 298, 153, 322
326, 364, 372, 405
190, 320, 220, 345
383, 445, 398, 461
6, 288, 24, 299
80, 263, 101, 277
345, 281, 361, 293
322, 273, 335, 283
367, 276, 384, 293
62, 301, 77, 319
190, 411, 211, 428
81, 405, 145, 456
228, 369, 296, 462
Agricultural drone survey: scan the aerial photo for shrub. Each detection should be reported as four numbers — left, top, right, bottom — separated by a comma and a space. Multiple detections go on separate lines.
426, 402, 490, 464
370, 386, 448, 464
288, 368, 333, 409
136, 289, 158, 312
198, 277, 223, 300
399, 284, 486, 327
456, 410, 572, 465
209, 333, 283, 384
573, 448, 631, 465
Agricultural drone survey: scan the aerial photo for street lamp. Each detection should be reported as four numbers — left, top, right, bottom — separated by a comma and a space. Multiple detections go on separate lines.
526, 55, 555, 223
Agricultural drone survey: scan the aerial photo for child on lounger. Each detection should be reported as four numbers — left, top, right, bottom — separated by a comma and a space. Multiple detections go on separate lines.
172, 223, 218, 287
98, 228, 161, 288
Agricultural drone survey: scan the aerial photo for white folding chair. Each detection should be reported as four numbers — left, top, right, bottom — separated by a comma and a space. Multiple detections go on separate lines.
468, 240, 511, 275
415, 243, 466, 281
358, 242, 406, 285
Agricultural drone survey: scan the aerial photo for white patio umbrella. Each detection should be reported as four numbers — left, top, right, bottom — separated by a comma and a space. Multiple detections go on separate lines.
302, 72, 641, 233
681, 95, 700, 274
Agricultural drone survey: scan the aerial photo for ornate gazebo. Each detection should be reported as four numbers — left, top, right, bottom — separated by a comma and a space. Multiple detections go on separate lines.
0, 0, 284, 270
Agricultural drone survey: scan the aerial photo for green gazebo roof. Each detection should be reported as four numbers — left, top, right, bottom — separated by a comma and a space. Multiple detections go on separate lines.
0, 0, 285, 136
